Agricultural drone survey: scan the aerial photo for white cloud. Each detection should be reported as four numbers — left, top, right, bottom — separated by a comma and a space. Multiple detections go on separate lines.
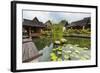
62, 12, 91, 23
23, 10, 91, 23
23, 10, 50, 23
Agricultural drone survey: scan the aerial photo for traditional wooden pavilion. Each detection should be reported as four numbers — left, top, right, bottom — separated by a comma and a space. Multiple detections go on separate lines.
66, 17, 91, 29
45, 20, 52, 30
23, 17, 46, 38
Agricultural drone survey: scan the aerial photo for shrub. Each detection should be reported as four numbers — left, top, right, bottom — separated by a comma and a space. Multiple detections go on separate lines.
52, 24, 63, 42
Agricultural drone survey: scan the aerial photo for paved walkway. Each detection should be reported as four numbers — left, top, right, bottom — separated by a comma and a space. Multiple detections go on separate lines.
22, 38, 39, 62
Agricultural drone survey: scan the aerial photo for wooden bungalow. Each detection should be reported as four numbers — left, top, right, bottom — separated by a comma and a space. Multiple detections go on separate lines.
66, 17, 91, 30
23, 17, 46, 38
45, 20, 52, 30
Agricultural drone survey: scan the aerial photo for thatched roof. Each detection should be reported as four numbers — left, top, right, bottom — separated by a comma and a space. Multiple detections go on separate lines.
45, 20, 52, 26
23, 17, 46, 28
67, 17, 91, 27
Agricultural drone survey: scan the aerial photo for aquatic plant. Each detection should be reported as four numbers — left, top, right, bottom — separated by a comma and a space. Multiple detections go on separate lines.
52, 24, 63, 42
50, 44, 90, 61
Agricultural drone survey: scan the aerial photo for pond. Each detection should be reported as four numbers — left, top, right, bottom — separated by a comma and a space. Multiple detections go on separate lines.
32, 36, 52, 51
64, 37, 91, 49
32, 36, 91, 51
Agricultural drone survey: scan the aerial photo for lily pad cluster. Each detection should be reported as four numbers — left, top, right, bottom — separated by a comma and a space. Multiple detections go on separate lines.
50, 44, 90, 61
50, 46, 62, 61
62, 44, 90, 60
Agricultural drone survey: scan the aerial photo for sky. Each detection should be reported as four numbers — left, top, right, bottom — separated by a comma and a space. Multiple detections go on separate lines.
23, 10, 91, 23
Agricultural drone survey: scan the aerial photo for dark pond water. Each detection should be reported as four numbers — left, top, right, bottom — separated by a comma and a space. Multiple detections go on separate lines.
32, 36, 91, 51
64, 37, 90, 48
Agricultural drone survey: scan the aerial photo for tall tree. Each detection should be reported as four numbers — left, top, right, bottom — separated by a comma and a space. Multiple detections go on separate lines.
59, 20, 69, 27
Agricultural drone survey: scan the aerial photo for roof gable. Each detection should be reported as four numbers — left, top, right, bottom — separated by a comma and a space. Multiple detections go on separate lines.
23, 17, 46, 28
67, 17, 91, 27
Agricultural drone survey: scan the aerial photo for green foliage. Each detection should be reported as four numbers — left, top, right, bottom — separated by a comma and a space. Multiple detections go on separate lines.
80, 29, 91, 34
50, 44, 90, 61
65, 28, 91, 35
43, 31, 52, 36
50, 46, 62, 61
52, 24, 63, 42
59, 20, 69, 27
32, 37, 52, 50
62, 44, 90, 60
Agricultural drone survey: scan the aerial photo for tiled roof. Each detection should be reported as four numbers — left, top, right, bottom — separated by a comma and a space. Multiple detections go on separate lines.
67, 17, 91, 27
23, 17, 46, 28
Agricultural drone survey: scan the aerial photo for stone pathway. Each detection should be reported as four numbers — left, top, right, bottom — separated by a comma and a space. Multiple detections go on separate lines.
22, 38, 39, 62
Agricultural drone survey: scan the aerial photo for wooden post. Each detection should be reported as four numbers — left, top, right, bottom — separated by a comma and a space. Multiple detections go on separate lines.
29, 27, 32, 39
71, 27, 73, 29
82, 26, 85, 30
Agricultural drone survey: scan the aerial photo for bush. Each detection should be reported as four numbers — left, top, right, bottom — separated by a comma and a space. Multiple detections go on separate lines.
52, 24, 63, 42
65, 28, 90, 35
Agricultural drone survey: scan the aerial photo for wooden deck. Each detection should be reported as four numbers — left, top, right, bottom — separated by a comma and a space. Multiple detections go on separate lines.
23, 33, 42, 38
22, 38, 40, 63
31, 33, 41, 37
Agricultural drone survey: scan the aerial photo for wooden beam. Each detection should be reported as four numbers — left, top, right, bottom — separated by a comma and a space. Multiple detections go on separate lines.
82, 26, 85, 30
29, 27, 32, 39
